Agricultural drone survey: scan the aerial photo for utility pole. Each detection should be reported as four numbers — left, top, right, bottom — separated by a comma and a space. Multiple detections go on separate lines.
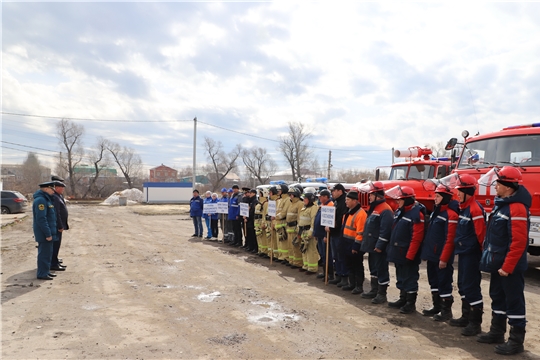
327, 150, 332, 180
192, 117, 197, 190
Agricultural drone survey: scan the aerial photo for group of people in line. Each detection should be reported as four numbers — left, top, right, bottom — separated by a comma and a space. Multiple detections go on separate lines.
32, 176, 69, 280
189, 166, 531, 356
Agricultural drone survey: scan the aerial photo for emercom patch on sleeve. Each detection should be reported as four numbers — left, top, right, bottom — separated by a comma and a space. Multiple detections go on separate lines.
38, 204, 45, 211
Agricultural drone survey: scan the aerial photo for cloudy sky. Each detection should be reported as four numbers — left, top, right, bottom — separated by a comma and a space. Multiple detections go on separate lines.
2, 2, 540, 179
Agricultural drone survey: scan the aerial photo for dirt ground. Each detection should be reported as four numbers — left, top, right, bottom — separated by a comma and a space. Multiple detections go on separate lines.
2, 203, 540, 359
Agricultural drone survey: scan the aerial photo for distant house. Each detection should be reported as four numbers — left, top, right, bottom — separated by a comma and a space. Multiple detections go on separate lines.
149, 164, 178, 182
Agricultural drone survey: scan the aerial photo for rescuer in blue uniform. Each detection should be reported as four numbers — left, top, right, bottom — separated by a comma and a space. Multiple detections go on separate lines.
386, 186, 425, 314
449, 174, 486, 336
420, 184, 459, 321
477, 166, 531, 355
358, 181, 394, 304
189, 190, 204, 237
33, 181, 58, 280
228, 184, 242, 246
51, 178, 68, 271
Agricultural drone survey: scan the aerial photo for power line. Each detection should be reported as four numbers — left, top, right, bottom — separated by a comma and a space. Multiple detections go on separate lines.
1, 145, 57, 158
1, 112, 192, 123
3, 111, 388, 152
1, 140, 57, 153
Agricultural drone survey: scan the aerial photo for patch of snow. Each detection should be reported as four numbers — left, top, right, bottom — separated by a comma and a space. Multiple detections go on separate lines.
101, 188, 144, 205
197, 291, 221, 302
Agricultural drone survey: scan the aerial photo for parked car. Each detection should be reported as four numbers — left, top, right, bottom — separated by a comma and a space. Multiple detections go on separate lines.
1, 190, 28, 214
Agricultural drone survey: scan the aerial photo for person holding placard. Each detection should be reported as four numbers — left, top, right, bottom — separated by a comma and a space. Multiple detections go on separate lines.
203, 191, 214, 239
210, 193, 220, 241
297, 192, 319, 274
219, 189, 230, 243
314, 189, 334, 280
228, 185, 242, 247
327, 184, 348, 286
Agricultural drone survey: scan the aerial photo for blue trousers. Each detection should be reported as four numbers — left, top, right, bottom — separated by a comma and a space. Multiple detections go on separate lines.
204, 217, 212, 238
394, 262, 420, 292
457, 251, 483, 307
426, 260, 454, 299
367, 251, 390, 285
489, 271, 526, 327
192, 216, 203, 236
317, 236, 332, 269
330, 235, 346, 276
37, 240, 53, 278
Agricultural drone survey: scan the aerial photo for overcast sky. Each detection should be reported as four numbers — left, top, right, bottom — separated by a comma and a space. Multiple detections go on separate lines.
2, 2, 540, 179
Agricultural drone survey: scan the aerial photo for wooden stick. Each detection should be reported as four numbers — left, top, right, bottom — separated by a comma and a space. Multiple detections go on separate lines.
325, 230, 330, 285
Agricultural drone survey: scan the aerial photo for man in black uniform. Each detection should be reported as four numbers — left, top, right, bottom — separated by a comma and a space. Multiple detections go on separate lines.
51, 177, 68, 271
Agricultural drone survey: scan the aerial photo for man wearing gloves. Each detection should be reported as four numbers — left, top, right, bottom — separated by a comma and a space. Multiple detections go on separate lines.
297, 192, 319, 274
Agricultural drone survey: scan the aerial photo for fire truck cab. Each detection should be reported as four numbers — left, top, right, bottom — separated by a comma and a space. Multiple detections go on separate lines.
446, 123, 540, 255
357, 146, 452, 212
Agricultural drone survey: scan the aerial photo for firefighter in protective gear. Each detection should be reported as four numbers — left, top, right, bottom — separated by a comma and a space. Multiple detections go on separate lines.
255, 188, 269, 256
478, 167, 531, 355
287, 186, 304, 268
342, 191, 368, 294
448, 174, 486, 337
274, 185, 291, 263
420, 183, 459, 321
386, 186, 425, 314
268, 186, 281, 260
297, 192, 319, 274
358, 181, 393, 304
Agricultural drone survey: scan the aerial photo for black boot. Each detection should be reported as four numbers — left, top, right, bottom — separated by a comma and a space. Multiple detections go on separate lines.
400, 292, 417, 314
351, 272, 365, 295
462, 306, 483, 336
495, 326, 525, 355
328, 275, 341, 285
342, 274, 355, 291
388, 289, 407, 308
422, 291, 441, 316
337, 276, 349, 288
361, 277, 378, 299
477, 315, 507, 344
433, 297, 454, 322
450, 300, 471, 327
372, 284, 388, 304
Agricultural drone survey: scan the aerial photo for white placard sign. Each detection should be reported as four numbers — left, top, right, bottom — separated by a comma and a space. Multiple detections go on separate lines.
217, 202, 229, 214
203, 203, 218, 214
240, 203, 249, 217
267, 200, 277, 217
321, 205, 336, 228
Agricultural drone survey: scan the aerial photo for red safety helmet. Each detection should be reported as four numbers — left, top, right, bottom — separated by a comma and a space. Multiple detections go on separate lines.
454, 174, 477, 190
385, 185, 415, 200
435, 184, 453, 196
495, 166, 523, 183
357, 181, 385, 194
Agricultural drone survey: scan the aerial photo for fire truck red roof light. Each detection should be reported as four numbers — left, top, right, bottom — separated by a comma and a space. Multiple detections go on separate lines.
503, 123, 540, 130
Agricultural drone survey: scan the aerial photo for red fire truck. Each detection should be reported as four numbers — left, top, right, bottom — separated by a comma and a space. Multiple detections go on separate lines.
356, 146, 452, 212
444, 123, 540, 255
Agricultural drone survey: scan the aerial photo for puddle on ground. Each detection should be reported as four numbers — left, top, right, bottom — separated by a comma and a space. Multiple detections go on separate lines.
247, 301, 300, 324
197, 291, 221, 302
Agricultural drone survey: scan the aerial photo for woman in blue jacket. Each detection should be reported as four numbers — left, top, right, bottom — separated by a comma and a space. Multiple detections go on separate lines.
202, 191, 213, 239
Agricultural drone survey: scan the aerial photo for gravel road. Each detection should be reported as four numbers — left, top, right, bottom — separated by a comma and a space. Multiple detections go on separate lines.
2, 204, 540, 359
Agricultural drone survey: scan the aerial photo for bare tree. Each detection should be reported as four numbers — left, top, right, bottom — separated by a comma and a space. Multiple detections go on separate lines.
241, 147, 277, 185
20, 153, 44, 194
204, 137, 241, 191
56, 119, 85, 197
177, 165, 193, 180
334, 168, 379, 183
424, 141, 450, 158
278, 122, 313, 181
107, 142, 143, 189
82, 137, 110, 198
